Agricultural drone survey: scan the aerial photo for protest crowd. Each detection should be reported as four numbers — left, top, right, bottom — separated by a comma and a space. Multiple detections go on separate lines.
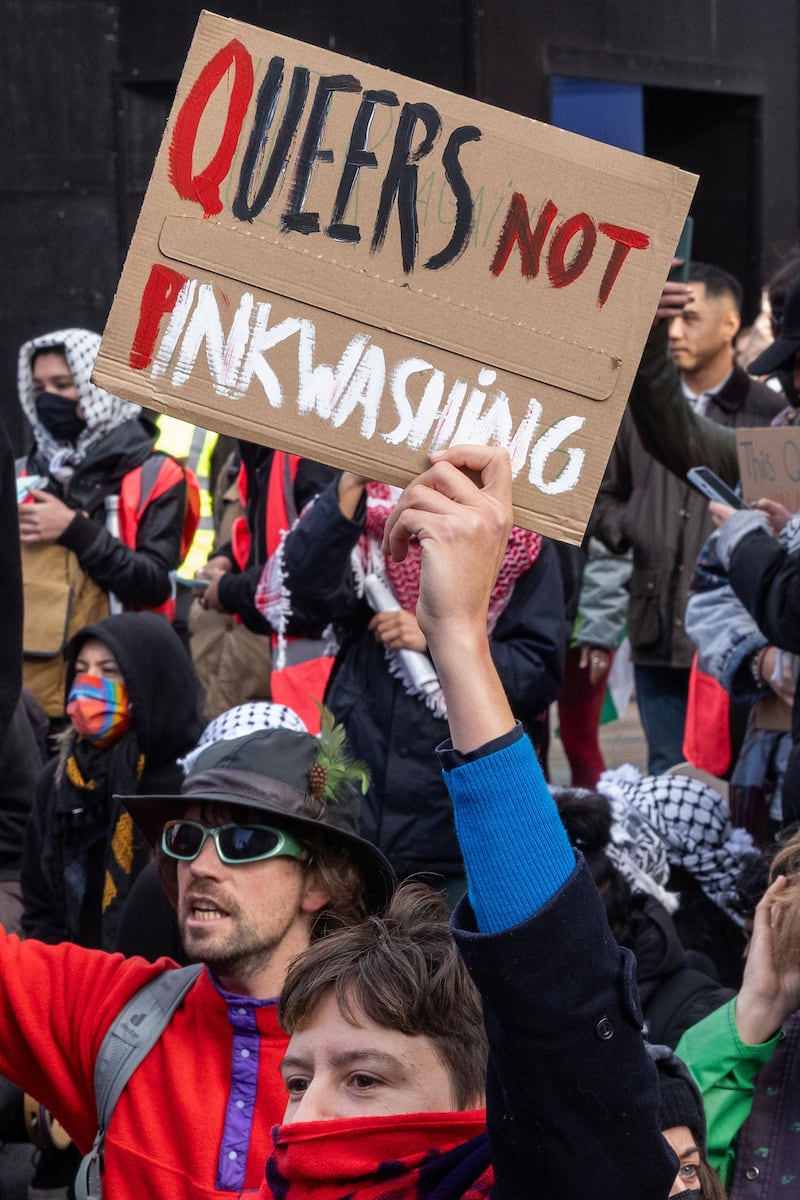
7, 25, 800, 1200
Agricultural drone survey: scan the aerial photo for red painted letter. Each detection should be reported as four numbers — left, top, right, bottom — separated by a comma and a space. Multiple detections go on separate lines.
547, 213, 596, 289
490, 193, 558, 278
597, 223, 650, 306
168, 39, 254, 218
130, 264, 189, 371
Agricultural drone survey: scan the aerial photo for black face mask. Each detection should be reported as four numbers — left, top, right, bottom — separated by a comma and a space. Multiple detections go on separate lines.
35, 392, 87, 441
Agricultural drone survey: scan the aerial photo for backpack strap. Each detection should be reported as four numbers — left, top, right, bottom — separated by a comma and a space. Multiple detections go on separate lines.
74, 963, 203, 1200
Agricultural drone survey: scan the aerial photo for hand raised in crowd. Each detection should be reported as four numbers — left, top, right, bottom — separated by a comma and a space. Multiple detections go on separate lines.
735, 875, 800, 1045
579, 644, 611, 685
652, 267, 692, 326
369, 609, 427, 653
18, 489, 76, 543
383, 445, 514, 752
384, 447, 512, 642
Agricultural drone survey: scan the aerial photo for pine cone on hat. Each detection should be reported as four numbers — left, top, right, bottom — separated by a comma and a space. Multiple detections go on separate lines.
310, 704, 370, 805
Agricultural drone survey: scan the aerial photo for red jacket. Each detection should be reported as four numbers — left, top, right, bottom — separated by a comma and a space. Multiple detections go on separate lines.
0, 936, 288, 1197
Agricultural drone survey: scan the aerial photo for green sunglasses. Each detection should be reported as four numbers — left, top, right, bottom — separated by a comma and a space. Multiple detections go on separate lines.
161, 818, 309, 865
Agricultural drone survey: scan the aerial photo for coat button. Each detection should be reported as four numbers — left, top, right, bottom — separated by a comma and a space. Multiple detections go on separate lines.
745, 1167, 760, 1180
595, 1017, 614, 1040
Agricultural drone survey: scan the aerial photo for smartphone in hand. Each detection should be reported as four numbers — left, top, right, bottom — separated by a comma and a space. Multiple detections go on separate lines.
667, 216, 694, 283
687, 466, 750, 510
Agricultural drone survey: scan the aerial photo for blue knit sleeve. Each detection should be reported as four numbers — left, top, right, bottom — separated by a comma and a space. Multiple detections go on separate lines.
442, 727, 575, 934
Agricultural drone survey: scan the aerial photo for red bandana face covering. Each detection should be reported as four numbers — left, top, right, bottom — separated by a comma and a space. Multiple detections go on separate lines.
262, 1111, 493, 1200
66, 673, 133, 748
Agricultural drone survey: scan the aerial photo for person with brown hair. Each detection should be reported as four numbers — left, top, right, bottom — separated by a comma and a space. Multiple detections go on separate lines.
278, 883, 488, 1117
253, 446, 676, 1200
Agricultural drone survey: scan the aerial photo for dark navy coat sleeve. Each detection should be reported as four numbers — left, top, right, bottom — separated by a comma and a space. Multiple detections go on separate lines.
453, 861, 676, 1200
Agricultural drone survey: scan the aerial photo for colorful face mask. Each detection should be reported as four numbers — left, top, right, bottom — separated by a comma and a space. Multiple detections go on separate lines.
66, 674, 133, 748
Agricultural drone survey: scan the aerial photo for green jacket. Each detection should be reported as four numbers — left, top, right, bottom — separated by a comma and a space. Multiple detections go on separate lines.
677, 997, 780, 1188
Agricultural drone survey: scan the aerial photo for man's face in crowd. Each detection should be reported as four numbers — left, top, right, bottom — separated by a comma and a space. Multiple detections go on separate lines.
280, 990, 458, 1122
668, 281, 740, 381
32, 351, 82, 412
175, 803, 330, 991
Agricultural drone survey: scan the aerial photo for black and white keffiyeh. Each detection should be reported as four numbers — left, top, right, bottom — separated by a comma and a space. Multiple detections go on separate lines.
179, 702, 308, 775
597, 764, 757, 926
18, 328, 141, 483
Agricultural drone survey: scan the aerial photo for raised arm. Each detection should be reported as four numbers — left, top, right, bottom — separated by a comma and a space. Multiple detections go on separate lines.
628, 317, 739, 484
383, 445, 516, 750
384, 445, 676, 1200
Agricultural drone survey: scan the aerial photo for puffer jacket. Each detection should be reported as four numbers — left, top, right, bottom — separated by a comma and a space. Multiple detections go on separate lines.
277, 480, 565, 878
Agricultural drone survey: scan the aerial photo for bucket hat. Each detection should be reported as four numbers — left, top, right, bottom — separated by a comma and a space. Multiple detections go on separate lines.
119, 722, 395, 912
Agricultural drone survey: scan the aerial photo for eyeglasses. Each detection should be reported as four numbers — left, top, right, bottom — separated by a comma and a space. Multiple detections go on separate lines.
161, 819, 309, 865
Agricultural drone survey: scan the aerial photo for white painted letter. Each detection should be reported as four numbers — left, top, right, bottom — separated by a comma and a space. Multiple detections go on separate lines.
528, 416, 586, 494
331, 344, 387, 439
383, 358, 435, 446
151, 280, 197, 380
507, 398, 543, 478
297, 326, 369, 418
239, 302, 304, 409
171, 284, 253, 397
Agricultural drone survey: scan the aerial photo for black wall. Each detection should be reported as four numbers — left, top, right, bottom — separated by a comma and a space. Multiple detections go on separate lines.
1, 0, 474, 454
3, 0, 798, 453
475, 0, 800, 323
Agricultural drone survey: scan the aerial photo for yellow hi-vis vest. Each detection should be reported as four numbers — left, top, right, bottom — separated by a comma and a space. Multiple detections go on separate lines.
155, 415, 216, 576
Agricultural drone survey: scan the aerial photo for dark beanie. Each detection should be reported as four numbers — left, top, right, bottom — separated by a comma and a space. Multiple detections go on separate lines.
647, 1043, 707, 1148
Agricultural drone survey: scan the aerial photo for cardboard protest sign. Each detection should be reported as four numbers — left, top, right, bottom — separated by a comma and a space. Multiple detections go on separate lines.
737, 425, 800, 511
94, 9, 696, 540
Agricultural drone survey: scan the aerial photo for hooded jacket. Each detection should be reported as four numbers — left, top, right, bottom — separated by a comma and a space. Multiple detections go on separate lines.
18, 328, 186, 608
625, 894, 733, 1048
21, 612, 203, 949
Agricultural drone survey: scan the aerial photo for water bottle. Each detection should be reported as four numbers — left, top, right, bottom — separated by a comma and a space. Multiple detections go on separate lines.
105, 495, 123, 615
